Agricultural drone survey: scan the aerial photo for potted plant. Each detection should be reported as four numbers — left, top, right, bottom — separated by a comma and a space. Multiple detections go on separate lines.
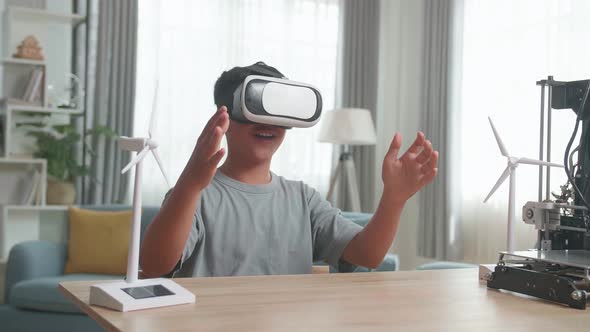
23, 122, 116, 204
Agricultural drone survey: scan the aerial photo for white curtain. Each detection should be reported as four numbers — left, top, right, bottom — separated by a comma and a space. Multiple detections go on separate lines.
135, 0, 340, 205
458, 0, 590, 263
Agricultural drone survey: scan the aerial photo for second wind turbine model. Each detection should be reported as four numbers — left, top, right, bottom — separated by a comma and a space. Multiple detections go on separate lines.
484, 117, 564, 252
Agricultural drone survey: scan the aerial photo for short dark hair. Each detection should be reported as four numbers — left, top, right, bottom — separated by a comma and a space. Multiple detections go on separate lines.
213, 61, 285, 112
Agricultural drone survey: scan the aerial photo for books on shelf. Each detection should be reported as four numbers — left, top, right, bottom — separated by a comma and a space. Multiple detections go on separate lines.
34, 171, 43, 205
21, 68, 43, 103
20, 169, 42, 205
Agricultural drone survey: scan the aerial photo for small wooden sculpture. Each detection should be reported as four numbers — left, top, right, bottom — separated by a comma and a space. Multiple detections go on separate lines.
13, 36, 44, 61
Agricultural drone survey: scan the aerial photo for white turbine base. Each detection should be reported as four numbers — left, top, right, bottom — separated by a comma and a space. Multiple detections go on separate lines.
89, 278, 195, 312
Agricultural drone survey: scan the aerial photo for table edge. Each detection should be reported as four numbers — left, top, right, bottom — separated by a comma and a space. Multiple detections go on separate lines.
58, 283, 120, 332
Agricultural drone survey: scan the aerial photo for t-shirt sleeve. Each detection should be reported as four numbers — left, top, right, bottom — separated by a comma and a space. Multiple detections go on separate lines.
305, 184, 363, 272
160, 189, 203, 275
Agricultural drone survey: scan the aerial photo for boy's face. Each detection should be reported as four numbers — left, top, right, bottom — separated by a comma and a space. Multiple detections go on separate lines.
225, 120, 286, 163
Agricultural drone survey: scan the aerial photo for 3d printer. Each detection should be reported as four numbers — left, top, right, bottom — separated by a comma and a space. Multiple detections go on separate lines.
484, 76, 590, 309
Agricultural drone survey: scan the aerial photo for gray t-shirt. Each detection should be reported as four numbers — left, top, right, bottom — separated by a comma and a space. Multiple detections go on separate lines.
168, 170, 363, 277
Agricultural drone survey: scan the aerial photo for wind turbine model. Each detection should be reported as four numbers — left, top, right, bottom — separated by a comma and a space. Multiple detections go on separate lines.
483, 117, 564, 253
89, 84, 195, 312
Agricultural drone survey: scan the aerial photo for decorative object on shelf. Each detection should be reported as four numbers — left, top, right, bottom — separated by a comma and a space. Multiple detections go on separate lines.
46, 175, 75, 205
21, 122, 117, 204
13, 36, 44, 61
47, 73, 84, 109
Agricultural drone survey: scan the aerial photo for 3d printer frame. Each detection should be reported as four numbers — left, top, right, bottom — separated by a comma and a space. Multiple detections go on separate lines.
486, 76, 590, 309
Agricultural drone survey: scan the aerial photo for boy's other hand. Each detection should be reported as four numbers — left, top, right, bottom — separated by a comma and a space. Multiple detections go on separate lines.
381, 132, 438, 204
186, 106, 230, 191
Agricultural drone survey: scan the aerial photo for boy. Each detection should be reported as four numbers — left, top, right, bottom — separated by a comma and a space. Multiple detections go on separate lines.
140, 62, 438, 277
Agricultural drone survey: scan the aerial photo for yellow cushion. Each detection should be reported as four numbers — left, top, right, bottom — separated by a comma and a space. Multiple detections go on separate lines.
64, 207, 133, 275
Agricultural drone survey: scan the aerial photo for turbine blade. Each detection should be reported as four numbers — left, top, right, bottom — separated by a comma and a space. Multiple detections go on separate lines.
121, 146, 150, 174
149, 81, 159, 138
488, 117, 509, 156
517, 157, 564, 168
151, 148, 171, 188
483, 166, 511, 203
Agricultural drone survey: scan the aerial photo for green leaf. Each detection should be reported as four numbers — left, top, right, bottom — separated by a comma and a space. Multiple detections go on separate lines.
87, 125, 118, 139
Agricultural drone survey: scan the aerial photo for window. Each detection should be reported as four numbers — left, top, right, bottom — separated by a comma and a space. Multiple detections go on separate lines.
135, 0, 340, 204
458, 0, 590, 262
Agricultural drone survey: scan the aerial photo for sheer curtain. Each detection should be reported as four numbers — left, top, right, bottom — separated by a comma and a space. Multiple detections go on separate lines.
458, 0, 590, 263
135, 0, 340, 205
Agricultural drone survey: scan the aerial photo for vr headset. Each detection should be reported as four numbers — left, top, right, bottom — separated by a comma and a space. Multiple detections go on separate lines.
228, 65, 323, 128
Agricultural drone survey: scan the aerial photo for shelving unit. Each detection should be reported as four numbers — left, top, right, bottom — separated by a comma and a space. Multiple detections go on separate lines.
0, 60, 46, 107
0, 157, 49, 259
0, 3, 86, 157
0, 103, 82, 115
2, 204, 69, 211
1, 57, 45, 66
6, 6, 85, 26
0, 157, 46, 204
0, 1, 87, 261
0, 204, 70, 259
0, 156, 45, 164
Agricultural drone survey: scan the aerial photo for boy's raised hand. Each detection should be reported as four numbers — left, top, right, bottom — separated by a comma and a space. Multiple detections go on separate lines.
382, 132, 438, 204
186, 106, 230, 191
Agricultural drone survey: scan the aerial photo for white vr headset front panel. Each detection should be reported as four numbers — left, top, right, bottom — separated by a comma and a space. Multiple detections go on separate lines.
262, 82, 317, 119
232, 75, 322, 128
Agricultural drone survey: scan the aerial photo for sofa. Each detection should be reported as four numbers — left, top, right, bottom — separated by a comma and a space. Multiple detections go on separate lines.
0, 206, 399, 332
417, 261, 477, 270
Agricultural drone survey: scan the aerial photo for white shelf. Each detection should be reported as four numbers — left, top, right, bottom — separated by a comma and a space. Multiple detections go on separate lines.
0, 157, 45, 164
1, 57, 45, 66
0, 103, 82, 116
0, 3, 84, 262
2, 205, 69, 211
7, 7, 86, 26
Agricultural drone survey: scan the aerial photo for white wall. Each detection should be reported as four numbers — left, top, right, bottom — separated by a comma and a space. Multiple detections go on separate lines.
375, 0, 435, 270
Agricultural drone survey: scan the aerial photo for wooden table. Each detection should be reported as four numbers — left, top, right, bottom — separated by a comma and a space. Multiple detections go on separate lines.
60, 269, 590, 332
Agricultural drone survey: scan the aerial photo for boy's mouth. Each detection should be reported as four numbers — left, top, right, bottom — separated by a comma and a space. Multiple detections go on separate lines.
252, 126, 280, 141
255, 132, 275, 139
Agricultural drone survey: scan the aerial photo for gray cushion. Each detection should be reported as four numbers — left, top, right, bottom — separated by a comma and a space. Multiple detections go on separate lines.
341, 212, 372, 227
10, 274, 123, 314
417, 261, 476, 270
354, 254, 399, 272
